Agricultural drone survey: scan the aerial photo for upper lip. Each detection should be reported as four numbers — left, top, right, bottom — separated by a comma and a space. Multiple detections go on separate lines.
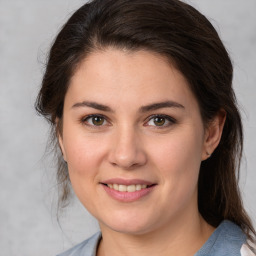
100, 178, 155, 186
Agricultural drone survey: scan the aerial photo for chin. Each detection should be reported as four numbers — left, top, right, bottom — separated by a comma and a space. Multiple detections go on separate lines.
98, 211, 158, 235
107, 223, 152, 235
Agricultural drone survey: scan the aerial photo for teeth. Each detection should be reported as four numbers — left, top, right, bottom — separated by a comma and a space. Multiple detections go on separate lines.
107, 184, 149, 192
127, 185, 136, 192
119, 185, 127, 192
136, 184, 142, 191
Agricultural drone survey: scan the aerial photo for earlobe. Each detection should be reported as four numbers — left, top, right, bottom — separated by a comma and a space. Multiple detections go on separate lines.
58, 135, 67, 162
56, 118, 67, 161
202, 110, 226, 161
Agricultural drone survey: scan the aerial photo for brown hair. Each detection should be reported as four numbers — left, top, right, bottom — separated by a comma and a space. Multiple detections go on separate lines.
35, 0, 255, 240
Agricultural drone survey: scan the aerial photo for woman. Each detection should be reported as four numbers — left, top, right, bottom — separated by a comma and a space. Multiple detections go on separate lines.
35, 0, 256, 255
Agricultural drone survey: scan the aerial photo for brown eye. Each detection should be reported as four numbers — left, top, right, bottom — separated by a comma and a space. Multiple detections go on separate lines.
85, 115, 106, 126
92, 116, 104, 126
147, 115, 176, 127
153, 116, 166, 126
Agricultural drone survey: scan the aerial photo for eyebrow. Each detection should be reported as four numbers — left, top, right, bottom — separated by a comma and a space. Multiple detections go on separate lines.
139, 101, 185, 112
72, 101, 113, 112
71, 100, 184, 112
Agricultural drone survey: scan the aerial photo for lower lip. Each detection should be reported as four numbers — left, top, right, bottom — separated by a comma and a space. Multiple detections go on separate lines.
102, 184, 155, 202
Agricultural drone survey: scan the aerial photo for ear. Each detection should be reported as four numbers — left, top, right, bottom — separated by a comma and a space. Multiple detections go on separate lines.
56, 118, 67, 162
202, 110, 226, 161
58, 134, 67, 162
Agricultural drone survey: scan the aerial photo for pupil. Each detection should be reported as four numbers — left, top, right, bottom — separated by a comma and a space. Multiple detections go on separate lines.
154, 117, 165, 126
93, 116, 104, 125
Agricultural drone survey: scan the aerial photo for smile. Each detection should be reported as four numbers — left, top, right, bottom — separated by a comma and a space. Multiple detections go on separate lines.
100, 179, 156, 202
106, 184, 149, 192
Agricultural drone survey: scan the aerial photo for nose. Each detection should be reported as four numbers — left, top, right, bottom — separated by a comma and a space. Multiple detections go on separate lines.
108, 126, 147, 169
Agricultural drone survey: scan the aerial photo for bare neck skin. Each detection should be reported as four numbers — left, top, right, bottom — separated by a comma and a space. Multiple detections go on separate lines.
97, 202, 215, 256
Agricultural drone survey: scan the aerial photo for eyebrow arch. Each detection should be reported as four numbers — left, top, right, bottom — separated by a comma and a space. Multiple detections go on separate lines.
139, 101, 185, 112
72, 101, 113, 112
71, 100, 184, 113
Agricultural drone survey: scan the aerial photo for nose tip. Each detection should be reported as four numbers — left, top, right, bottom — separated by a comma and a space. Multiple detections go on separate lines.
110, 150, 146, 169
108, 132, 147, 169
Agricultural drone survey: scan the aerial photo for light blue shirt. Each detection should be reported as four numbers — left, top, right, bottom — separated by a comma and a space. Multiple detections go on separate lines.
57, 220, 248, 256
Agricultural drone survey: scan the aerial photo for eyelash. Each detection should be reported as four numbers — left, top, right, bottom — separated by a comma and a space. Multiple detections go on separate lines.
80, 114, 176, 128
80, 114, 109, 128
146, 114, 176, 128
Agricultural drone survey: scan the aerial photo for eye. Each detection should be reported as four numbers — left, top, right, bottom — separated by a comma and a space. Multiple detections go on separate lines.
83, 115, 107, 126
146, 115, 176, 127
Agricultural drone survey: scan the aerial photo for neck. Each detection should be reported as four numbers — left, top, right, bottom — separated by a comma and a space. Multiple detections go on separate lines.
97, 212, 214, 256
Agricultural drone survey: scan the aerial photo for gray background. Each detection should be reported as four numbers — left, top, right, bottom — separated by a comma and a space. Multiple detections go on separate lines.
0, 0, 255, 255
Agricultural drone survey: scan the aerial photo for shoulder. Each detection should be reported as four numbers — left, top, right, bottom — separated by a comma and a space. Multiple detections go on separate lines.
56, 232, 101, 256
210, 220, 247, 256
196, 220, 250, 256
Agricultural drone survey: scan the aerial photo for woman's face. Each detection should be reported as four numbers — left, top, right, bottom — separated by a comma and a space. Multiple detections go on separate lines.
59, 48, 212, 235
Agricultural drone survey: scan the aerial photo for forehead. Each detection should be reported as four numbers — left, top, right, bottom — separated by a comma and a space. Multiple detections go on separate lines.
66, 48, 198, 111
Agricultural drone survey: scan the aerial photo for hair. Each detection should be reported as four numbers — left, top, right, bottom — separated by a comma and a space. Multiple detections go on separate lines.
35, 0, 255, 241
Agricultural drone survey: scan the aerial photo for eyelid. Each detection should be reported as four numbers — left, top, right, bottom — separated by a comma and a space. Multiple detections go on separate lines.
145, 114, 176, 127
80, 114, 110, 127
79, 113, 176, 128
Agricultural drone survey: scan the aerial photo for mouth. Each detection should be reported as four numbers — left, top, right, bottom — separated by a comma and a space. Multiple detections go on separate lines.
100, 179, 157, 202
101, 183, 155, 192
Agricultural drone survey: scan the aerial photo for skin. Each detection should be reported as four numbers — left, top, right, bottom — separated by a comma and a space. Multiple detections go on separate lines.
58, 48, 225, 256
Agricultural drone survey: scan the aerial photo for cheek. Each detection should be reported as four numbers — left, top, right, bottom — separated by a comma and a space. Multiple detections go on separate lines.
151, 130, 202, 170
148, 128, 203, 193
63, 131, 106, 173
62, 136, 106, 206
63, 134, 106, 206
